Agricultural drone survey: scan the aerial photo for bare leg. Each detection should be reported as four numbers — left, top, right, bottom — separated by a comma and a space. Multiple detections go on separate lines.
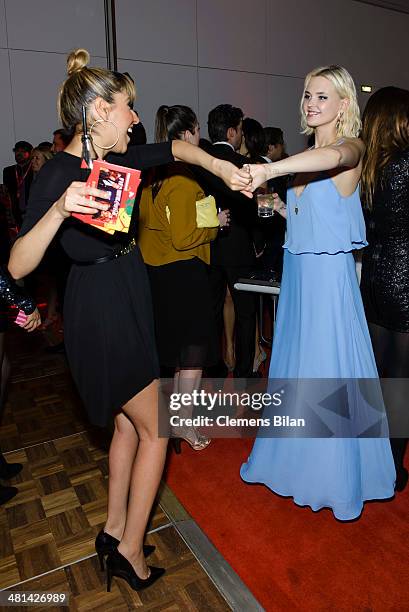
223, 288, 235, 370
104, 412, 139, 539
117, 380, 168, 578
172, 368, 210, 449
178, 368, 202, 397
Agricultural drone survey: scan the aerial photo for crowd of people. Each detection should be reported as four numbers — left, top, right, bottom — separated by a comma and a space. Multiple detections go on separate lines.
0, 46, 408, 594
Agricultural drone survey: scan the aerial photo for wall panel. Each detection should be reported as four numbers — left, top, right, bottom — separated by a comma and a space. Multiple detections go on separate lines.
5, 0, 106, 56
9, 51, 106, 159
266, 75, 306, 154
198, 68, 269, 140
116, 0, 197, 65
118, 59, 199, 142
266, 0, 327, 79
0, 0, 7, 48
197, 0, 268, 73
0, 49, 15, 170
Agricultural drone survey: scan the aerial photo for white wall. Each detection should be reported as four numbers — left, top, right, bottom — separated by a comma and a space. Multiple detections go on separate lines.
1, 0, 409, 171
0, 0, 106, 171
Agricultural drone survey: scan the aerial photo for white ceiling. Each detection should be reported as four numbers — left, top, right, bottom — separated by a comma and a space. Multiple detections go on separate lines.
354, 0, 409, 14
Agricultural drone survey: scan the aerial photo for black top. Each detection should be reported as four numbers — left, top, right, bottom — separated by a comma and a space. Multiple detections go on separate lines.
192, 143, 259, 267
20, 143, 173, 263
361, 148, 409, 332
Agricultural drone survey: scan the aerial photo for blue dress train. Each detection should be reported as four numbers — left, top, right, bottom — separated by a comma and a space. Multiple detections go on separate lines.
240, 175, 395, 520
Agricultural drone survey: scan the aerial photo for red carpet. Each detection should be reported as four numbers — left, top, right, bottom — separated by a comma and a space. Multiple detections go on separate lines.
165, 439, 408, 611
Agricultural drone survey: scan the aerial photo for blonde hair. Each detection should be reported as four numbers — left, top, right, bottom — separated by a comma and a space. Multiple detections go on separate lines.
300, 65, 361, 138
58, 48, 135, 132
33, 144, 54, 164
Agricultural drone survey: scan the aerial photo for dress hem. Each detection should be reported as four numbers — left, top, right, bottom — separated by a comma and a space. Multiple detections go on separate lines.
240, 471, 395, 521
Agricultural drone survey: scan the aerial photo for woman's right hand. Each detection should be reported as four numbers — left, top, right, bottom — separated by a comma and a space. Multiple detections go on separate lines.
218, 208, 230, 227
272, 192, 287, 218
55, 182, 111, 219
22, 308, 41, 332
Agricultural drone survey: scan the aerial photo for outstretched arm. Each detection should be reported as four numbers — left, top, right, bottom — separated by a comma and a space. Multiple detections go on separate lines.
248, 138, 365, 190
110, 141, 253, 196
171, 140, 253, 196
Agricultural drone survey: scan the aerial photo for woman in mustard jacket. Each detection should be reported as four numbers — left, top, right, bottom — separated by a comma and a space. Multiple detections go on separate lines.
139, 105, 229, 450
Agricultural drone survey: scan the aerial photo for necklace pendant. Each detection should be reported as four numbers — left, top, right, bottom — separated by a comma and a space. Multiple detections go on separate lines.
295, 206, 299, 215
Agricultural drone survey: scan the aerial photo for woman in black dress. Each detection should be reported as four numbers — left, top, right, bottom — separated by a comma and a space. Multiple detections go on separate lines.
8, 49, 251, 591
360, 86, 409, 492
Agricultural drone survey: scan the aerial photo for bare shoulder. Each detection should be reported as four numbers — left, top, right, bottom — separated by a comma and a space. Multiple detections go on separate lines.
334, 136, 365, 157
327, 139, 363, 196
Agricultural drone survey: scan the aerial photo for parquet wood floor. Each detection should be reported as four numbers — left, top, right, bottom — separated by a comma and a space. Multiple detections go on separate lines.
0, 329, 231, 611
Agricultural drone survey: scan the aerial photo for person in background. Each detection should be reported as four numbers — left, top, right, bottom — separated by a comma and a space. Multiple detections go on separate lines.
239, 117, 269, 372
31, 143, 54, 178
0, 265, 41, 504
3, 141, 33, 228
139, 105, 229, 451
263, 127, 287, 161
51, 129, 72, 153
240, 117, 267, 163
194, 104, 259, 379
255, 127, 289, 283
360, 86, 409, 492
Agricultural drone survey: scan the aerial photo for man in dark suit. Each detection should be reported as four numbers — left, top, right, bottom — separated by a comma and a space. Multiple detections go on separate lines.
194, 105, 259, 378
2, 141, 33, 229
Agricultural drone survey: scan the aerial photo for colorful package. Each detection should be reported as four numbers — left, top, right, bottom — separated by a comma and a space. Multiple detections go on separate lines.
73, 160, 141, 234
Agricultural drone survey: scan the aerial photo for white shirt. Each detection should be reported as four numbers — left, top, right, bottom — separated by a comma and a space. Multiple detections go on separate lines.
213, 141, 235, 151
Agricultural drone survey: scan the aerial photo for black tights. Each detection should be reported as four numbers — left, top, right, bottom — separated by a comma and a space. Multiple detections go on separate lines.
369, 322, 409, 472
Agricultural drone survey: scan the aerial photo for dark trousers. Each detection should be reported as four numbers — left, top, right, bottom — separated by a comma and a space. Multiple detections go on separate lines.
368, 321, 409, 474
209, 264, 256, 378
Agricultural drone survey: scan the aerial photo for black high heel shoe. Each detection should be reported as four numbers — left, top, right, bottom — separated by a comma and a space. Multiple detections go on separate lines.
106, 548, 165, 592
95, 530, 155, 571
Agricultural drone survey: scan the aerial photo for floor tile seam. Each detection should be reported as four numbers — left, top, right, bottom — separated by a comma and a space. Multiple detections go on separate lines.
1, 522, 173, 592
2, 431, 88, 455
173, 519, 234, 611
173, 519, 264, 612
10, 370, 66, 384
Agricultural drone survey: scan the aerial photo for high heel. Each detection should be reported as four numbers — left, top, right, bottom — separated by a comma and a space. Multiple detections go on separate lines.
106, 549, 165, 592
171, 428, 211, 452
95, 530, 155, 571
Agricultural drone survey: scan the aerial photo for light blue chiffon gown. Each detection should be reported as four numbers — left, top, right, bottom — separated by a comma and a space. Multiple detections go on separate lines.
240, 174, 396, 520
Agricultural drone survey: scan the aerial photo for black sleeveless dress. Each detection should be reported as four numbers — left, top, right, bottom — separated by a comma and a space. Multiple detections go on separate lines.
361, 148, 409, 332
19, 144, 173, 427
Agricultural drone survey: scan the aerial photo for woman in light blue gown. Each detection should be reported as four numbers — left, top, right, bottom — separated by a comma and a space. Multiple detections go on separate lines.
241, 65, 395, 520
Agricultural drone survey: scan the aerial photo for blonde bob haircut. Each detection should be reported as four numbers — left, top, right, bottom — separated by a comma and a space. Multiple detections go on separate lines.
58, 48, 135, 133
300, 65, 361, 138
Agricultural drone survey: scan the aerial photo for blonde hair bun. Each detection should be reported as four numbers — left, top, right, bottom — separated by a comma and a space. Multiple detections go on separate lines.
66, 48, 90, 76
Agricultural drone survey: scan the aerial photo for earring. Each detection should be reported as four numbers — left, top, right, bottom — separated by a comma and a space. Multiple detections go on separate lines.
336, 112, 344, 134
89, 119, 120, 150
